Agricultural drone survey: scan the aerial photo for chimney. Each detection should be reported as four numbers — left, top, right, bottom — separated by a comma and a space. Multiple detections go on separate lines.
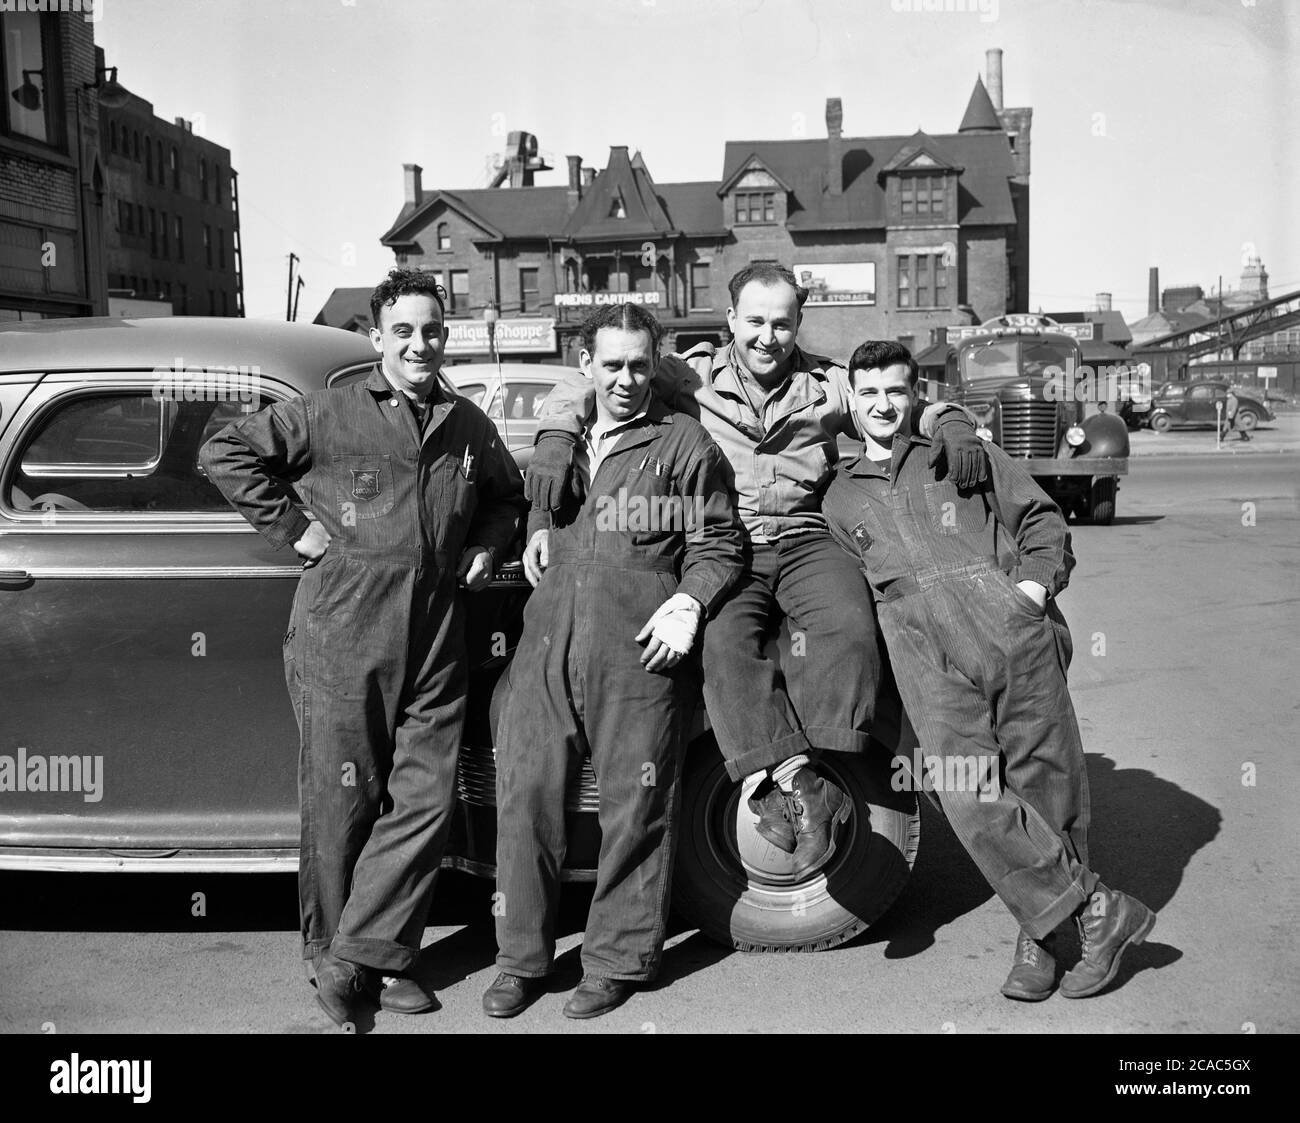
1095, 292, 1112, 312
581, 166, 595, 187
403, 163, 423, 207
985, 48, 1004, 111
1147, 267, 1159, 315
826, 97, 844, 196
567, 154, 582, 211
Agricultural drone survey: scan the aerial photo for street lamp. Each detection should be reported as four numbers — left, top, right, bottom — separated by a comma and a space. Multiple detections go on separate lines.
483, 301, 510, 446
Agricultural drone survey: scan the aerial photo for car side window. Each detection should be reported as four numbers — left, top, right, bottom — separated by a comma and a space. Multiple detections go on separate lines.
1188, 385, 1215, 400
503, 383, 554, 419
8, 388, 275, 515
456, 383, 488, 409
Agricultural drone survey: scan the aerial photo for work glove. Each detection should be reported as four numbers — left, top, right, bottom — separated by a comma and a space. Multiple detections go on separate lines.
929, 410, 989, 489
524, 430, 578, 511
635, 593, 702, 673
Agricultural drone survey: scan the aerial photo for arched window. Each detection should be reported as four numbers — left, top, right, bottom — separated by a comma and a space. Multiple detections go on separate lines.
437, 223, 450, 251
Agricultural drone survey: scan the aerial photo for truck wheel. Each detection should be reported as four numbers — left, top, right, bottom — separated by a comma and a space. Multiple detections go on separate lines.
1150, 412, 1172, 433
1236, 409, 1258, 432
672, 734, 919, 952
1089, 477, 1117, 525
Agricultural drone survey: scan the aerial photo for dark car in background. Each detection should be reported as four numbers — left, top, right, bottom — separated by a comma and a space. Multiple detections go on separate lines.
0, 317, 919, 954
1146, 379, 1275, 433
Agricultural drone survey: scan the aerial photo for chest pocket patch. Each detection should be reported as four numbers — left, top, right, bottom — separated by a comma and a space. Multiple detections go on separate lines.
334, 454, 395, 519
923, 480, 985, 536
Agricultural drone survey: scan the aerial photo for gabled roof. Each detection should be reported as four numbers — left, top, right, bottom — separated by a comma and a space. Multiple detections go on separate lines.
564, 146, 676, 241
880, 130, 964, 174
719, 130, 1016, 230
959, 76, 1003, 133
381, 186, 574, 248
717, 151, 793, 196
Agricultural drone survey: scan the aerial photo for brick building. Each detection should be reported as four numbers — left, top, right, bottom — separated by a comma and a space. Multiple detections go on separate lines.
336, 48, 1031, 365
98, 72, 244, 316
0, 7, 107, 320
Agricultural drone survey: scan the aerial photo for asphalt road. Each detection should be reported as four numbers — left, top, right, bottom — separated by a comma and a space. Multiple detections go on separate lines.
1, 453, 1296, 1035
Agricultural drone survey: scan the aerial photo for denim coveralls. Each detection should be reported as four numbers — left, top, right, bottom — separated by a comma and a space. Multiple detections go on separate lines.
202, 365, 525, 970
495, 399, 742, 981
823, 434, 1097, 939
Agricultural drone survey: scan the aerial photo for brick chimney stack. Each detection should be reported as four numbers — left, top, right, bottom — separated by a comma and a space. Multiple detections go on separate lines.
567, 155, 582, 212
1148, 267, 1159, 315
403, 163, 423, 208
826, 97, 844, 196
985, 48, 1004, 111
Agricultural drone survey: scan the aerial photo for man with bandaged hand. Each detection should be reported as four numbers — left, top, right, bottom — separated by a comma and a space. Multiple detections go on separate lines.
485, 302, 742, 1021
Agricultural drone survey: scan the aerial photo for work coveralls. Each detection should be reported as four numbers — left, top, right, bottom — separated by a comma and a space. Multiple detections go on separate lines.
201, 365, 524, 970
536, 346, 961, 780
495, 399, 742, 980
822, 434, 1097, 939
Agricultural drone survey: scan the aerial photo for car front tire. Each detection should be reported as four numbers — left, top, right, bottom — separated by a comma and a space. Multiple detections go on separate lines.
672, 734, 919, 952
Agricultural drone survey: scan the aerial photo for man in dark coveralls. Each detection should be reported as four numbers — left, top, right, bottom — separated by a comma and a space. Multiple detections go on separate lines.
483, 302, 743, 1020
202, 268, 525, 1026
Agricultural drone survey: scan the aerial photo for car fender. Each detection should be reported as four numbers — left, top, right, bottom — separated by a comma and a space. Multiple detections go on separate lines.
1078, 411, 1130, 458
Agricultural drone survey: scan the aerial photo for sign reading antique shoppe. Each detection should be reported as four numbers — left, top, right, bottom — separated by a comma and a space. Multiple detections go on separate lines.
446, 318, 557, 355
553, 292, 663, 307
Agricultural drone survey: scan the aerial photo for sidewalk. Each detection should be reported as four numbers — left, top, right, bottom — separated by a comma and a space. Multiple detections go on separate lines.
1128, 412, 1300, 457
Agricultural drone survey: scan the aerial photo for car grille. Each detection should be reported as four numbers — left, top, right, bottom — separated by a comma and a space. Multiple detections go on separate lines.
999, 401, 1059, 458
457, 742, 601, 813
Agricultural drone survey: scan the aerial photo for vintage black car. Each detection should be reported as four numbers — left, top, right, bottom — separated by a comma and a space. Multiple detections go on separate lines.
1145, 379, 1275, 433
0, 317, 919, 953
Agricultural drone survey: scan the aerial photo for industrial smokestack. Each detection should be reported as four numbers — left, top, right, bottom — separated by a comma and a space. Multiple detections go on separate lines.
986, 48, 1004, 111
1148, 267, 1159, 315
1095, 292, 1112, 312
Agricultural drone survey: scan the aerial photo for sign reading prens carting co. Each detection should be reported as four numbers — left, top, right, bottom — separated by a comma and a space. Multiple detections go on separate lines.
446, 318, 556, 355
553, 292, 663, 307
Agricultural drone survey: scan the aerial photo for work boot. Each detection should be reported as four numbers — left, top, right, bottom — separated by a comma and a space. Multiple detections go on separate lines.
1000, 929, 1058, 1002
482, 972, 545, 1019
788, 767, 850, 878
562, 975, 635, 1020
1060, 886, 1156, 998
378, 974, 439, 1014
747, 781, 798, 853
313, 952, 374, 1028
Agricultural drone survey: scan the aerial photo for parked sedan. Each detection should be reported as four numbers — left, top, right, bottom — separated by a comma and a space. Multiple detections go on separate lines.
1146, 380, 1275, 433
0, 317, 918, 954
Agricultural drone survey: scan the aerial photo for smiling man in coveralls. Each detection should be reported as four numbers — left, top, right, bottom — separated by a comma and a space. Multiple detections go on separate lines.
484, 302, 743, 1020
202, 268, 525, 1026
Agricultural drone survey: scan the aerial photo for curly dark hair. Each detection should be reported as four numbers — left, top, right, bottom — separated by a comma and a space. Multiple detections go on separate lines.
848, 339, 919, 387
369, 267, 447, 328
579, 300, 663, 356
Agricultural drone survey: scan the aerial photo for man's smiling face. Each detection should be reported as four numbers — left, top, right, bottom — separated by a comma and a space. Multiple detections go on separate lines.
851, 361, 917, 450
369, 292, 448, 398
726, 279, 802, 387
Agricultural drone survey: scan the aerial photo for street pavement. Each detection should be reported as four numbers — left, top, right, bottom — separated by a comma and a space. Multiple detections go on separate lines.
0, 453, 1296, 1035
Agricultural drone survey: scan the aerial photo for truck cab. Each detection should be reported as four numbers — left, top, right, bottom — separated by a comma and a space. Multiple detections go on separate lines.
943, 314, 1131, 524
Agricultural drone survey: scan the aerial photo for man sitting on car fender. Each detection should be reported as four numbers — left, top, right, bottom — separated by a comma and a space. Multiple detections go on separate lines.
202, 268, 525, 1027
526, 263, 988, 878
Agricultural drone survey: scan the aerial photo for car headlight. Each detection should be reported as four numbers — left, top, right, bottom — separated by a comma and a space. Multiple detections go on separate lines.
1066, 425, 1085, 447
975, 426, 993, 442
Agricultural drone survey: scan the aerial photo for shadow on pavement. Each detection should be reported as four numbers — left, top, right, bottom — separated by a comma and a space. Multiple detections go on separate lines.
858, 752, 1219, 977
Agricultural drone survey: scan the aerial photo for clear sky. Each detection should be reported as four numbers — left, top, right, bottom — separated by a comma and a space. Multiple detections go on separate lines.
94, 0, 1297, 325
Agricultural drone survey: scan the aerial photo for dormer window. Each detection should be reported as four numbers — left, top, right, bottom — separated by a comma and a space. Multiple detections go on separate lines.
735, 191, 775, 224
900, 173, 946, 218
609, 191, 627, 219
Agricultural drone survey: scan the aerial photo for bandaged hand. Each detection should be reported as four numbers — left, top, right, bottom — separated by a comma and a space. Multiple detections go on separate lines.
635, 593, 703, 673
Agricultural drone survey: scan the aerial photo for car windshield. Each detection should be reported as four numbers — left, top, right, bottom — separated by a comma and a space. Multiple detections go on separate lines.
959, 340, 1074, 384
